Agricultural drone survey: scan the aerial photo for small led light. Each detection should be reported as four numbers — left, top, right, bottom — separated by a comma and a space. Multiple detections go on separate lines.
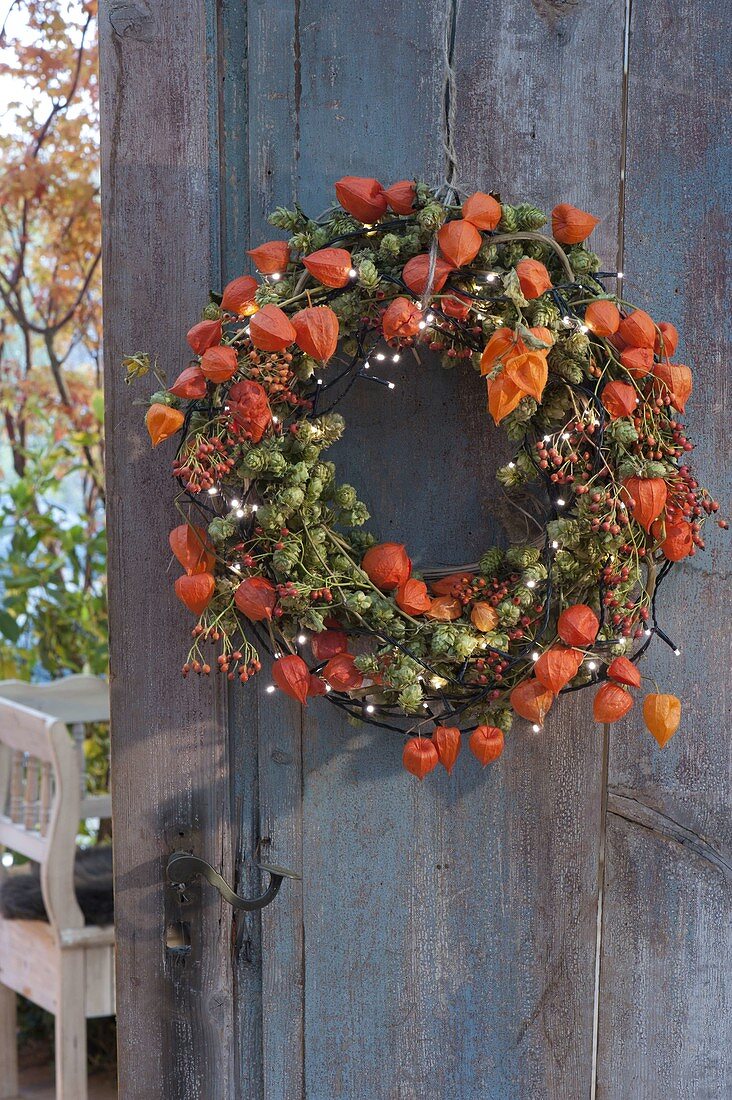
526, 579, 536, 589
588, 661, 598, 671
325, 684, 332, 692
366, 704, 375, 714
1, 852, 14, 868
251, 504, 259, 512
532, 723, 542, 733
561, 432, 570, 440
363, 360, 371, 370
644, 628, 652, 636
236, 509, 245, 518
556, 497, 566, 507
531, 651, 540, 661
272, 416, 279, 424
422, 703, 430, 710
543, 435, 551, 442
425, 312, 435, 324
297, 634, 307, 644
508, 461, 516, 469
273, 651, 282, 659
617, 271, 624, 279
207, 487, 218, 496
316, 378, 324, 385
348, 268, 357, 278
271, 272, 281, 281
392, 354, 401, 362
376, 352, 385, 361
231, 498, 240, 508
674, 647, 681, 656
486, 273, 498, 282
266, 685, 276, 694
551, 540, 560, 550
580, 324, 589, 334
563, 315, 572, 326
418, 320, 427, 329
387, 381, 396, 390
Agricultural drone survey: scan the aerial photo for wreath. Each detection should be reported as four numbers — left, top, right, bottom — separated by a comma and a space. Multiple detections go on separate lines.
129, 176, 725, 779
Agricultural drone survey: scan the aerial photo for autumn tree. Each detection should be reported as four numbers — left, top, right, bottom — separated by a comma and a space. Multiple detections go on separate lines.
0, 0, 106, 675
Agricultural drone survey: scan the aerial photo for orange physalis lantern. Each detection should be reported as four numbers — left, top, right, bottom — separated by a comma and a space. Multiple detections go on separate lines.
383, 180, 415, 215
200, 345, 238, 382
322, 653, 364, 692
307, 675, 328, 698
246, 240, 290, 274
169, 365, 207, 399
334, 176, 387, 222
654, 321, 679, 359
557, 604, 599, 647
607, 656, 642, 689
361, 542, 411, 591
515, 258, 552, 299
658, 518, 694, 561
234, 576, 277, 621
533, 645, 584, 694
601, 380, 638, 420
653, 362, 692, 413
620, 346, 654, 379
402, 737, 439, 780
381, 296, 423, 341
302, 247, 354, 288
480, 327, 524, 375
249, 304, 297, 352
487, 373, 525, 425
461, 192, 501, 230
469, 725, 504, 766
228, 378, 272, 442
272, 654, 311, 705
426, 595, 462, 621
146, 403, 184, 446
593, 682, 634, 723
621, 476, 668, 532
437, 219, 482, 267
221, 275, 258, 315
509, 679, 554, 724
642, 693, 681, 748
401, 254, 453, 295
440, 292, 472, 320
169, 524, 215, 575
292, 306, 339, 361
502, 349, 549, 403
431, 572, 473, 596
470, 602, 499, 632
187, 319, 222, 355
310, 629, 348, 662
584, 300, 620, 336
174, 572, 215, 616
617, 309, 655, 350
551, 203, 599, 244
432, 726, 462, 775
395, 578, 432, 615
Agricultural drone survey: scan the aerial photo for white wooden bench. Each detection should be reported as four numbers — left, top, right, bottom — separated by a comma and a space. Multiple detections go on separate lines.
0, 676, 113, 1100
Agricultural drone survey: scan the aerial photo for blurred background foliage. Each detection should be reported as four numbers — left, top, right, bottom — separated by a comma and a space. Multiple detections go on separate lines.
0, 0, 113, 1072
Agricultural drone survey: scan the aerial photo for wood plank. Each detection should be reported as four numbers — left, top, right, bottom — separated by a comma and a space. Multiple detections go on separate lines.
596, 0, 732, 1094
242, 2, 627, 1097
98, 2, 235, 1096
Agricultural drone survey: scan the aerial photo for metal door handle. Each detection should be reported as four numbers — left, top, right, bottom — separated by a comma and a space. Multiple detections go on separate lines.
166, 851, 300, 911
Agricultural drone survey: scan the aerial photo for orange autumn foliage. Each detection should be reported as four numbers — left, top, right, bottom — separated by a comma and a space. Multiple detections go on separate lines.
146, 403, 184, 446
642, 693, 681, 747
437, 218, 482, 267
249, 305, 297, 352
515, 258, 552, 299
551, 203, 599, 244
432, 726, 461, 775
292, 306, 339, 361
469, 725, 504, 766
462, 192, 501, 230
402, 737, 439, 779
593, 682, 633, 723
247, 240, 290, 274
334, 176, 387, 222
174, 572, 215, 616
303, 247, 353, 288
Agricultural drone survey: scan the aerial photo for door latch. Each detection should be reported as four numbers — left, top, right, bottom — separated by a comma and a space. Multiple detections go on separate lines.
166, 850, 300, 911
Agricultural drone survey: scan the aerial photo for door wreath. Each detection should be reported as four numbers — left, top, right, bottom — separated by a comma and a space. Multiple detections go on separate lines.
129, 176, 724, 777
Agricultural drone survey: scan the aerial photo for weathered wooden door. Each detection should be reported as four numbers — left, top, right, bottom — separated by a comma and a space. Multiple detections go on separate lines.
99, 2, 731, 1097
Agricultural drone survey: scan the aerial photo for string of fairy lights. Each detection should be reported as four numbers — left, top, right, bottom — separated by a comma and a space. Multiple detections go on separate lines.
174, 207, 683, 736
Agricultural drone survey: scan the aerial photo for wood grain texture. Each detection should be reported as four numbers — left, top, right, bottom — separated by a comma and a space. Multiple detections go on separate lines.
596, 1, 732, 1095
99, 2, 234, 1097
